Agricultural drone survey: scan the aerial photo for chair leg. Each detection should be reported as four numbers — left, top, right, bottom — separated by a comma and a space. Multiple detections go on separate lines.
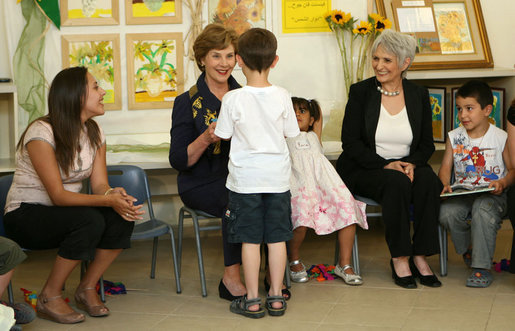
7, 281, 14, 305
334, 235, 340, 265
439, 225, 448, 277
192, 213, 208, 297
177, 209, 184, 277
352, 232, 360, 275
99, 276, 105, 303
168, 227, 182, 294
284, 259, 291, 289
150, 237, 158, 279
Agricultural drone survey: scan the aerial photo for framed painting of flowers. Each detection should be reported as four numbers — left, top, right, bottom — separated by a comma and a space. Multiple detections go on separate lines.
60, 0, 120, 26
61, 34, 122, 110
375, 0, 493, 70
208, 0, 266, 35
125, 0, 182, 24
126, 33, 184, 110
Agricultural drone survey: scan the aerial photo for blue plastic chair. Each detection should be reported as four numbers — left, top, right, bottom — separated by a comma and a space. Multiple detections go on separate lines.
106, 165, 181, 293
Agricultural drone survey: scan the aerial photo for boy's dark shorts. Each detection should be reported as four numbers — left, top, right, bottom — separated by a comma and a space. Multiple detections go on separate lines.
225, 190, 293, 244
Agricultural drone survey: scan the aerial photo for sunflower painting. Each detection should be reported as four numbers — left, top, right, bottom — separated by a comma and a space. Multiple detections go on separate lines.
61, 34, 122, 110
208, 0, 265, 35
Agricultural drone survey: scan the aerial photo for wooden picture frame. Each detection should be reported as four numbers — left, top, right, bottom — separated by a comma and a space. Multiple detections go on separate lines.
451, 87, 505, 129
375, 0, 493, 70
125, 0, 182, 24
208, 0, 266, 35
61, 34, 122, 110
60, 0, 119, 26
126, 33, 184, 110
427, 86, 446, 142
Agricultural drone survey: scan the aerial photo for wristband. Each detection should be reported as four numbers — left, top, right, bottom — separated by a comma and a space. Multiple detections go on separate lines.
104, 188, 114, 196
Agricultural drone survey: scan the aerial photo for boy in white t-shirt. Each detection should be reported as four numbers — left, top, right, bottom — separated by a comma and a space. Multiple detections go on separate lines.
215, 28, 299, 318
439, 80, 515, 288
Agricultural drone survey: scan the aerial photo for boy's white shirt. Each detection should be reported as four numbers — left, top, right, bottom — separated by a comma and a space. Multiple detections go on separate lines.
215, 85, 300, 193
448, 123, 507, 186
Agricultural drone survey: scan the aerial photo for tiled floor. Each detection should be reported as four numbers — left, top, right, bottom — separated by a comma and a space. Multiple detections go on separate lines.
8, 218, 515, 330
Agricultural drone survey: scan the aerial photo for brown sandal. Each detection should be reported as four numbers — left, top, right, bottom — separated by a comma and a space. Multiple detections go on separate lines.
75, 287, 109, 317
36, 294, 85, 324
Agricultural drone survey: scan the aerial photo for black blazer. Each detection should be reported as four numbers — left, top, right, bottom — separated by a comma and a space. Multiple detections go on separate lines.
336, 76, 435, 186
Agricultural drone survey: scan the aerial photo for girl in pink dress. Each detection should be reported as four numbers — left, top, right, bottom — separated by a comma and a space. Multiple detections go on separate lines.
286, 97, 368, 285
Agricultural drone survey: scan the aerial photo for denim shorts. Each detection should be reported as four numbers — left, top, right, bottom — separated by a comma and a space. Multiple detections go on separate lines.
224, 190, 293, 244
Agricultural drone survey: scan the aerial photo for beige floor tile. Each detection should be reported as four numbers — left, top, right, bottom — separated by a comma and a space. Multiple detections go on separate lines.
6, 217, 514, 330
486, 310, 515, 330
403, 308, 489, 330
323, 303, 411, 327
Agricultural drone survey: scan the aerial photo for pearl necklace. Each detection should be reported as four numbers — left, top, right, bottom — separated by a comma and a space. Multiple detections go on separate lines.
376, 85, 400, 96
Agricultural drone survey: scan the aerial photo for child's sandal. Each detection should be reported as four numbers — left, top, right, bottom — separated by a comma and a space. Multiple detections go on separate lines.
266, 295, 287, 316
466, 269, 493, 288
230, 295, 265, 319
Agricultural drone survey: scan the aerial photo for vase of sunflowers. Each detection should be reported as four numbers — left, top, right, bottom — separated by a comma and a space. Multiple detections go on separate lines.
324, 10, 391, 98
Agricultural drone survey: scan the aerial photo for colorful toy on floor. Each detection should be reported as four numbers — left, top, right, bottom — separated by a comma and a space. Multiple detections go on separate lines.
307, 264, 336, 281
20, 288, 37, 310
97, 280, 126, 295
493, 259, 510, 272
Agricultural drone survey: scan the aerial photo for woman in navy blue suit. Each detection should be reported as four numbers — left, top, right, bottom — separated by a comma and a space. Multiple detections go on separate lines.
337, 30, 442, 288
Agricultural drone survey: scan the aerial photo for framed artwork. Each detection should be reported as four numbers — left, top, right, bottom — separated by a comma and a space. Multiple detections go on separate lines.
282, 0, 331, 34
451, 87, 505, 129
60, 0, 120, 26
208, 0, 266, 35
375, 0, 493, 70
126, 33, 184, 110
427, 87, 446, 142
61, 34, 122, 110
125, 0, 182, 24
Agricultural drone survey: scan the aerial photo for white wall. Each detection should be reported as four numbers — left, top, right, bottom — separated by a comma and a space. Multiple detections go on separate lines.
1, 0, 514, 224
1, 0, 513, 144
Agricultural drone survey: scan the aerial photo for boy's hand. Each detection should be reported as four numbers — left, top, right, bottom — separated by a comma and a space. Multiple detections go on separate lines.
441, 184, 452, 195
489, 180, 505, 195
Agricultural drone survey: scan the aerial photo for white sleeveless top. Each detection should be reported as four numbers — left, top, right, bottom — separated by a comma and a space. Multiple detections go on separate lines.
375, 105, 413, 159
448, 124, 507, 186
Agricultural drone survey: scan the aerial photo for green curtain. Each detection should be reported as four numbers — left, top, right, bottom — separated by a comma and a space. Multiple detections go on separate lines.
13, 0, 60, 123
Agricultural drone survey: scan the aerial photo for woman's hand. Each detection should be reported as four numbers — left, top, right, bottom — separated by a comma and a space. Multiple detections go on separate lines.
384, 161, 416, 182
401, 162, 416, 182
202, 122, 221, 145
106, 190, 144, 221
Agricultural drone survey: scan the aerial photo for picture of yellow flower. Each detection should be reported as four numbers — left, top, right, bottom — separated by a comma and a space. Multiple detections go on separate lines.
209, 0, 265, 35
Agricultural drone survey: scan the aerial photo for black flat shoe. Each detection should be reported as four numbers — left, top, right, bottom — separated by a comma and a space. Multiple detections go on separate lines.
264, 278, 291, 301
409, 257, 442, 287
218, 279, 244, 302
390, 259, 417, 289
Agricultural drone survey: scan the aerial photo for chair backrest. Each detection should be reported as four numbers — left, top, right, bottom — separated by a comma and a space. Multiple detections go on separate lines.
106, 165, 155, 219
0, 175, 14, 236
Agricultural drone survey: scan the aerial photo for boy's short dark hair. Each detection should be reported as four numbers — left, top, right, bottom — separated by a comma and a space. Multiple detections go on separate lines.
237, 28, 277, 73
456, 80, 493, 109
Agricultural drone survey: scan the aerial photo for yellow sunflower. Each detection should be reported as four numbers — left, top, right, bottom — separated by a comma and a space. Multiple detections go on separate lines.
353, 21, 372, 35
373, 15, 392, 32
331, 10, 352, 25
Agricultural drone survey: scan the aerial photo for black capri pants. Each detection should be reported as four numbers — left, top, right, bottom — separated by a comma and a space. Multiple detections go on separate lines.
4, 203, 134, 261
